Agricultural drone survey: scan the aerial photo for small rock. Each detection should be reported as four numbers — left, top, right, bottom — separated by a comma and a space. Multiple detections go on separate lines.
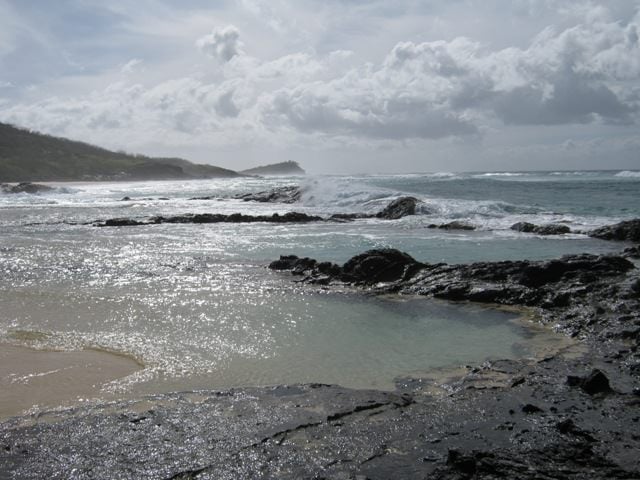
376, 197, 418, 220
510, 377, 525, 388
438, 221, 475, 231
342, 249, 423, 284
511, 222, 570, 235
510, 222, 536, 233
590, 219, 640, 242
447, 450, 477, 475
534, 224, 571, 235
522, 403, 544, 414
567, 369, 613, 395
269, 255, 300, 271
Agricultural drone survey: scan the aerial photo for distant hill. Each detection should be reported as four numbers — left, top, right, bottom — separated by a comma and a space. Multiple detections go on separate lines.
0, 122, 240, 182
240, 161, 305, 176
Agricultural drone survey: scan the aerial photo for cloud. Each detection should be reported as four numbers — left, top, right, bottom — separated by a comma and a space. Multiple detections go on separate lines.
196, 25, 243, 62
121, 58, 142, 73
0, 2, 639, 171
214, 90, 239, 118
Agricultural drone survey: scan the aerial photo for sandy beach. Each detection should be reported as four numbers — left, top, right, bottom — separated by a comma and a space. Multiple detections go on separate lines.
0, 344, 142, 420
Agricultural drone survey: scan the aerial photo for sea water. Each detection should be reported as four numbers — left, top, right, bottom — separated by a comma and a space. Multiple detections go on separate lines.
0, 170, 638, 404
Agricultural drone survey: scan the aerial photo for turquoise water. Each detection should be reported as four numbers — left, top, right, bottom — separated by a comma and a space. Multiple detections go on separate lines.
0, 170, 637, 399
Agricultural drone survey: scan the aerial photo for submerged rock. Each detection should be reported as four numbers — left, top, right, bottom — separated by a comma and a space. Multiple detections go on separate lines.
590, 219, 640, 243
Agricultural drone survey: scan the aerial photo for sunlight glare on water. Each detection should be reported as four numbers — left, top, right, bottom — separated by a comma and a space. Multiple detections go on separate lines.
1, 172, 635, 399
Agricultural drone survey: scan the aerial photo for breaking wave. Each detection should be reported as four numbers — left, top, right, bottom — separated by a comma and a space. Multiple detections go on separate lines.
615, 170, 640, 178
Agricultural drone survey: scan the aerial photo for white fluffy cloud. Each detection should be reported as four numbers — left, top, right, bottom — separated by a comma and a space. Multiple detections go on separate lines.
196, 25, 243, 62
0, 2, 639, 172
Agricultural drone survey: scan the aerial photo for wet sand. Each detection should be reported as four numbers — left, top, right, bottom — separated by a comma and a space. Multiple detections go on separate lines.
0, 344, 142, 420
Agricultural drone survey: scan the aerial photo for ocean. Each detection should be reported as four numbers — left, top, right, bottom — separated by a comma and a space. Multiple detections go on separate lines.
1, 170, 638, 414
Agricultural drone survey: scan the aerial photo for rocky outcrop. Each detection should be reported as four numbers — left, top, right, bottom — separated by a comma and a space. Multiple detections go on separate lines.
589, 219, 640, 242
271, 249, 638, 341
342, 249, 423, 283
213, 191, 421, 220
270, 248, 424, 285
95, 195, 426, 227
95, 211, 322, 227
0, 182, 53, 194
376, 197, 418, 220
511, 222, 571, 235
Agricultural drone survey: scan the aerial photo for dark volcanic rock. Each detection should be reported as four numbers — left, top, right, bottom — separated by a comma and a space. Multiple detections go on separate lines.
511, 221, 537, 233
590, 219, 640, 242
516, 254, 633, 288
567, 369, 614, 395
268, 255, 301, 270
268, 255, 318, 275
512, 222, 571, 235
270, 248, 425, 285
535, 224, 571, 235
1, 182, 54, 194
101, 218, 146, 227
342, 249, 423, 283
328, 213, 372, 222
376, 196, 418, 220
436, 221, 476, 231
623, 245, 640, 258
273, 249, 636, 340
234, 185, 302, 204
96, 211, 323, 227
3, 359, 639, 479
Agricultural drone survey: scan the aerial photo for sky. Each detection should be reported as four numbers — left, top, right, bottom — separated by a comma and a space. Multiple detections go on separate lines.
0, 0, 639, 174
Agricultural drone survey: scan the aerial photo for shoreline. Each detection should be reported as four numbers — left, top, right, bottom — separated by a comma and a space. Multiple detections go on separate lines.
0, 303, 568, 418
0, 343, 142, 420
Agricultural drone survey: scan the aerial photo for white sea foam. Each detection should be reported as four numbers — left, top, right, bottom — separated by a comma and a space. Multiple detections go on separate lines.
473, 172, 526, 177
615, 170, 640, 178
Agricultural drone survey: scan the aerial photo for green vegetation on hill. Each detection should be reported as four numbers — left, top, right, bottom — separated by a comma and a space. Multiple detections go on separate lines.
0, 123, 239, 182
241, 161, 305, 176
